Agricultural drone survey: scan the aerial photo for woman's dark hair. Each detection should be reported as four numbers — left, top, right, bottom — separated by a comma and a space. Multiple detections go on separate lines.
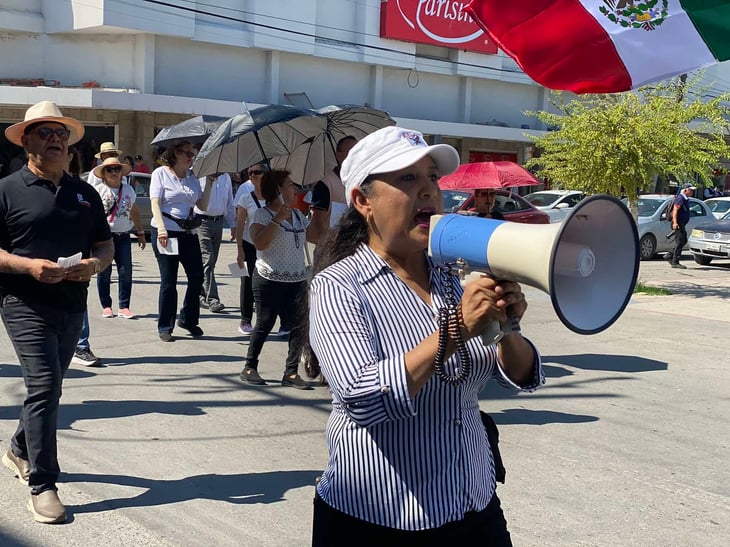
301, 178, 374, 379
67, 147, 82, 178
260, 169, 290, 202
160, 140, 192, 167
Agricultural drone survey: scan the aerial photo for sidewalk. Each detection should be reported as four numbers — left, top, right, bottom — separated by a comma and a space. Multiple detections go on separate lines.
0, 242, 727, 546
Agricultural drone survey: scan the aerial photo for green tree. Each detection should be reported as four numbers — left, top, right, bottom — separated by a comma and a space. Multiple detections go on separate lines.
525, 76, 730, 215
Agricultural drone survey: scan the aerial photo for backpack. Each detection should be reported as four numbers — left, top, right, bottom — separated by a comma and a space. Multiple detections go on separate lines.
663, 198, 675, 222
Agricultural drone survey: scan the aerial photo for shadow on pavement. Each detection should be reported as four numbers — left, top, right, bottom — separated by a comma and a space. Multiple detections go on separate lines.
0, 363, 97, 379
100, 354, 241, 366
544, 354, 667, 373
65, 470, 320, 513
0, 530, 28, 547
647, 282, 729, 299
492, 408, 598, 425
1, 395, 333, 429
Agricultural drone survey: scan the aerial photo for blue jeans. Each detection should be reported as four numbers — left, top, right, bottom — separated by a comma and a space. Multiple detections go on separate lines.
151, 227, 204, 334
76, 311, 90, 351
97, 232, 133, 309
0, 295, 84, 494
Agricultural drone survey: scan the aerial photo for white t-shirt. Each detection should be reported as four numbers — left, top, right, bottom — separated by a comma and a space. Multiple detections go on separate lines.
251, 206, 310, 282
92, 181, 137, 233
150, 166, 202, 232
234, 180, 265, 244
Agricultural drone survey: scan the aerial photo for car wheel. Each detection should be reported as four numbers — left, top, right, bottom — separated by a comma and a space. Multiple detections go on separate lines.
639, 234, 656, 260
693, 254, 712, 265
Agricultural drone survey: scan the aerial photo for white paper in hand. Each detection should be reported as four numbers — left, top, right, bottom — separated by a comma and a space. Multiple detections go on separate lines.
228, 262, 248, 277
157, 238, 179, 255
57, 252, 82, 269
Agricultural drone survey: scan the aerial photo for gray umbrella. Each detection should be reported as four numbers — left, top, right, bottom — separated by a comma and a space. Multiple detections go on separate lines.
150, 114, 227, 147
192, 104, 327, 177
270, 105, 396, 184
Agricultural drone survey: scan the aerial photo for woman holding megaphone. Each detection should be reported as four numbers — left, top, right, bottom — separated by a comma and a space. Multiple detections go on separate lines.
303, 126, 545, 546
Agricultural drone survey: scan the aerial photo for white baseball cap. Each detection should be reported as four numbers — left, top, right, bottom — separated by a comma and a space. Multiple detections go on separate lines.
340, 126, 460, 205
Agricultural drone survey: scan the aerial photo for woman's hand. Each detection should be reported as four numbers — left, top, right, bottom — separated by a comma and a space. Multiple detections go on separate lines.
236, 248, 245, 269
274, 204, 290, 223
158, 231, 168, 250
459, 276, 527, 340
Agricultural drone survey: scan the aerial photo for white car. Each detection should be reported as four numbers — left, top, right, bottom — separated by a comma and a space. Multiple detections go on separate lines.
704, 196, 730, 219
635, 194, 713, 260
524, 190, 585, 222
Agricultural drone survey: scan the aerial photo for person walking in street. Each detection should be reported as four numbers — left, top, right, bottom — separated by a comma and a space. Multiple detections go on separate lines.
149, 139, 212, 341
133, 154, 151, 174
87, 141, 123, 185
196, 172, 236, 313
669, 183, 696, 269
239, 169, 312, 389
307, 136, 356, 247
0, 101, 113, 524
305, 126, 544, 545
90, 157, 147, 319
234, 164, 266, 334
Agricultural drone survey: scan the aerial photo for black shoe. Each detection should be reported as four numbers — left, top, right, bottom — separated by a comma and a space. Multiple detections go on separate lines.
159, 332, 175, 342
71, 348, 102, 367
240, 367, 267, 385
176, 321, 204, 337
282, 374, 312, 390
671, 263, 687, 269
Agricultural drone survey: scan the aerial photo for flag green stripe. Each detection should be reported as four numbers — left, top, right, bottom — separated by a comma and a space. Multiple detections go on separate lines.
681, 0, 730, 61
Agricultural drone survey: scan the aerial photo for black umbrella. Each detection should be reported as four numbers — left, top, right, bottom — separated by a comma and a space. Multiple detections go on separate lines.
192, 104, 327, 178
270, 105, 396, 184
151, 114, 228, 147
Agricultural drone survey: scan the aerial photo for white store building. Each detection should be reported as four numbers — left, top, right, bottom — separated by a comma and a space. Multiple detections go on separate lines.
0, 0, 549, 174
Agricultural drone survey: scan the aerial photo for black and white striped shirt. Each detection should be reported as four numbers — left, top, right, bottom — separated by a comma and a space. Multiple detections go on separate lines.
310, 244, 545, 531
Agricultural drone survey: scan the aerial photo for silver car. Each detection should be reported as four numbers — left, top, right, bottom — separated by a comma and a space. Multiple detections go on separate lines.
126, 171, 152, 238
688, 209, 730, 265
636, 194, 713, 260
523, 190, 585, 223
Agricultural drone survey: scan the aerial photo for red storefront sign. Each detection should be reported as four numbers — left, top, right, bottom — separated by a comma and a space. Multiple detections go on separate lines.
380, 0, 498, 55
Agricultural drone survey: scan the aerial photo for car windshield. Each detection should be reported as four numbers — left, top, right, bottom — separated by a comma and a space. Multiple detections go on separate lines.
442, 190, 471, 212
708, 200, 730, 214
722, 210, 730, 221
637, 197, 667, 217
525, 192, 561, 207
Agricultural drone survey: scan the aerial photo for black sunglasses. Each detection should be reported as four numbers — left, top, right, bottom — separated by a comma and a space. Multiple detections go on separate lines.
33, 127, 71, 141
104, 165, 123, 173
250, 169, 267, 176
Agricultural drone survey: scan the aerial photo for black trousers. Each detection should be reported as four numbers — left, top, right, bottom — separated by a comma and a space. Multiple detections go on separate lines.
238, 239, 257, 323
0, 295, 84, 494
151, 228, 204, 334
312, 491, 513, 547
244, 270, 306, 376
671, 223, 688, 264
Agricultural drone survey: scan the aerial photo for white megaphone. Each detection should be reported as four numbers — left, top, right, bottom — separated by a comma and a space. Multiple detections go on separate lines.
428, 195, 639, 342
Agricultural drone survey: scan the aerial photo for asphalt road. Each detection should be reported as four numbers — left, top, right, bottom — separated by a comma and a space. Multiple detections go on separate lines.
1, 241, 728, 546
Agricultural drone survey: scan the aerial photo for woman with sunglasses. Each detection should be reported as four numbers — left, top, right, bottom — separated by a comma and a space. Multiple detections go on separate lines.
239, 169, 311, 389
149, 140, 212, 342
89, 157, 147, 320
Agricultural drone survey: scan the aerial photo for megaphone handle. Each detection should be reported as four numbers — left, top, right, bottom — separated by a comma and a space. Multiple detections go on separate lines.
481, 321, 503, 346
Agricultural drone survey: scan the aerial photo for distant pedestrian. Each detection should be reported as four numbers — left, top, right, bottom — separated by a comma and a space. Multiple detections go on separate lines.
196, 172, 236, 313
669, 183, 695, 269
87, 141, 123, 185
90, 157, 147, 319
0, 101, 113, 524
134, 154, 151, 174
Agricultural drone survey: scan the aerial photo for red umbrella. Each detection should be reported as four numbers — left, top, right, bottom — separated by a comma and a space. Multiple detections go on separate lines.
439, 161, 540, 190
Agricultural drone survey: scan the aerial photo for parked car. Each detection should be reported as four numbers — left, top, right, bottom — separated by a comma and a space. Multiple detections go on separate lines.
126, 171, 152, 238
704, 196, 730, 219
635, 194, 713, 260
524, 190, 586, 222
442, 189, 550, 224
688, 209, 730, 265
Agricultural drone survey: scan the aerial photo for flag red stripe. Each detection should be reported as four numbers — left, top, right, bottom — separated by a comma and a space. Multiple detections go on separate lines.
466, 0, 632, 93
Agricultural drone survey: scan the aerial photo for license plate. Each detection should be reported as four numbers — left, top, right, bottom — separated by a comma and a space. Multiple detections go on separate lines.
706, 243, 721, 252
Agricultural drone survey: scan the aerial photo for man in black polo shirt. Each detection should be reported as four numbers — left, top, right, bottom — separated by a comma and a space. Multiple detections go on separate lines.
0, 101, 113, 524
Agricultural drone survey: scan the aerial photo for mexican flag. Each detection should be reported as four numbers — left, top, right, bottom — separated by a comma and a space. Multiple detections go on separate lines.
466, 0, 730, 93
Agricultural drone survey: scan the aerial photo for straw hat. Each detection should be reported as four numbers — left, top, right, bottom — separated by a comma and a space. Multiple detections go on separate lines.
95, 141, 124, 159
4, 101, 85, 147
92, 157, 132, 179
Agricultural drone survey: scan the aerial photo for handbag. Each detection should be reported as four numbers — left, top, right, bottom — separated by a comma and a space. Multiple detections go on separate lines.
162, 208, 203, 231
